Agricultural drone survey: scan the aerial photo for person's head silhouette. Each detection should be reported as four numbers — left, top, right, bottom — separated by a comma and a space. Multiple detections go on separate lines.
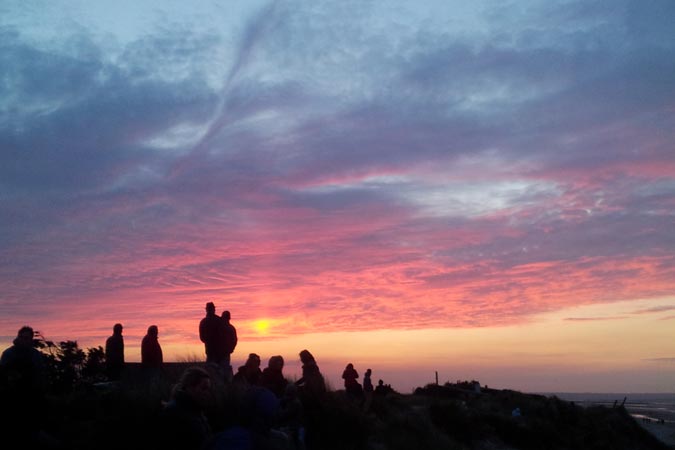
268, 355, 284, 371
247, 353, 261, 368
14, 326, 34, 347
299, 349, 315, 364
174, 366, 212, 407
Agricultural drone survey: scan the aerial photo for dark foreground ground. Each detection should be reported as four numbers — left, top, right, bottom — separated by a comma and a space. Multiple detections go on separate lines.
8, 363, 674, 450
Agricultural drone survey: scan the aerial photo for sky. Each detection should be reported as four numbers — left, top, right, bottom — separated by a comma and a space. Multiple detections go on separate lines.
1, 0, 674, 394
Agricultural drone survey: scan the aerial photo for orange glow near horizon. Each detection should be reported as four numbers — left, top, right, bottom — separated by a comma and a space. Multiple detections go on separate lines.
4, 296, 673, 393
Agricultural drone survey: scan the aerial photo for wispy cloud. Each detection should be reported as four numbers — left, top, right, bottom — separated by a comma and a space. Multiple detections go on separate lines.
643, 357, 675, 363
631, 305, 675, 315
564, 317, 627, 322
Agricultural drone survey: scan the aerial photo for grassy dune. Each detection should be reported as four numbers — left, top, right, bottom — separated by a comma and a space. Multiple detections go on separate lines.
18, 363, 670, 450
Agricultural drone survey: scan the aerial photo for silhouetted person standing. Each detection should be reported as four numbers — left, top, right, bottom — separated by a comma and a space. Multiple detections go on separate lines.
105, 323, 124, 381
295, 349, 325, 396
0, 326, 54, 448
363, 368, 373, 393
141, 325, 163, 383
295, 349, 325, 449
363, 368, 374, 412
199, 302, 227, 378
221, 310, 238, 382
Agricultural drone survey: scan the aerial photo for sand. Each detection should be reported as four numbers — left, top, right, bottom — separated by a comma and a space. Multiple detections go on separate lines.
638, 420, 675, 448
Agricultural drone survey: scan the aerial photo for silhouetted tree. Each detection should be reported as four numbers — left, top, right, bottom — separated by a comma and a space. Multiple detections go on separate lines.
32, 332, 103, 392
83, 346, 106, 380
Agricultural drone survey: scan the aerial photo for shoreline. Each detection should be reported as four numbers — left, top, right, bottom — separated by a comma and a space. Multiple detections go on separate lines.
637, 420, 675, 448
539, 391, 675, 448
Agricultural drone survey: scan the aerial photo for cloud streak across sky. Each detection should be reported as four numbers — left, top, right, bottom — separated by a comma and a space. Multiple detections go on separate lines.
1, 0, 674, 356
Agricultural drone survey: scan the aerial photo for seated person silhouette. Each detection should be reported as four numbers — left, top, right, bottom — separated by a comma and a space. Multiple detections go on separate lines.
160, 366, 214, 450
233, 353, 262, 386
261, 355, 288, 398
342, 363, 363, 398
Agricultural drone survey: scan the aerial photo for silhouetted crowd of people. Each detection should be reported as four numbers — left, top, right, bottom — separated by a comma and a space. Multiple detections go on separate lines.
158, 337, 330, 450
1, 301, 396, 450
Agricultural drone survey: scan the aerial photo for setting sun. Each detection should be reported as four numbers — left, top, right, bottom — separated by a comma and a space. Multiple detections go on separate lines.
254, 319, 271, 335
